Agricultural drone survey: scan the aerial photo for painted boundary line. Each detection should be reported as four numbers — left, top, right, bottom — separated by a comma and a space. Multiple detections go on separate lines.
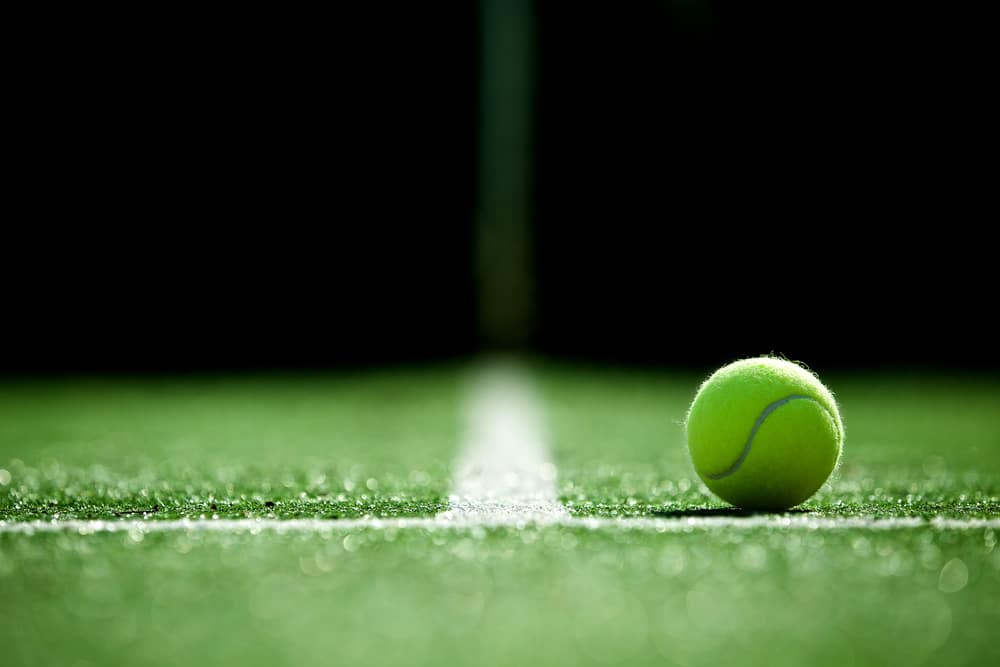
440, 363, 569, 522
0, 515, 998, 535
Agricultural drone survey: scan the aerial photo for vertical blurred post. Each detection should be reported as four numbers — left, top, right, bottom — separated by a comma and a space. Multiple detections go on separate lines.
477, 0, 536, 349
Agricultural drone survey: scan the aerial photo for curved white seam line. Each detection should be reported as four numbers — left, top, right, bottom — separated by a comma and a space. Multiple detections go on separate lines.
706, 394, 817, 480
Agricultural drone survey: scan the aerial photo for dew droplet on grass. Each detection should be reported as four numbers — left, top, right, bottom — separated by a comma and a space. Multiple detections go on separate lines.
938, 558, 969, 593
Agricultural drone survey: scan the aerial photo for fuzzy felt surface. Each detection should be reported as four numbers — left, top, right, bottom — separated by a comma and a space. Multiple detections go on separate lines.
686, 358, 843, 509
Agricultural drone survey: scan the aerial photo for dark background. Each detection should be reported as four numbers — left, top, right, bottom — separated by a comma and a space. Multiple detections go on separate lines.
4, 2, 996, 372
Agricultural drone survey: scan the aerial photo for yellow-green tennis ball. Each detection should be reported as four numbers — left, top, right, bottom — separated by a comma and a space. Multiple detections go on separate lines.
686, 357, 843, 510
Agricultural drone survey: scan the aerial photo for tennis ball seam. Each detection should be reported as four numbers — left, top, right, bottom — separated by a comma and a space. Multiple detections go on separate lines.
705, 394, 831, 480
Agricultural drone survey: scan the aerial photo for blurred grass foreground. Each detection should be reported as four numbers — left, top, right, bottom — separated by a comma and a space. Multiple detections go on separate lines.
0, 365, 998, 667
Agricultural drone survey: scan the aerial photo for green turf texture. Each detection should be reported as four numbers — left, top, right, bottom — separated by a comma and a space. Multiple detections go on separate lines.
541, 367, 999, 519
0, 371, 456, 521
2, 365, 999, 666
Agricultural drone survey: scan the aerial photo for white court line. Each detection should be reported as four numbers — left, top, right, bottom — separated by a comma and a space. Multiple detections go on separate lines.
435, 362, 570, 523
1, 363, 997, 535
1, 516, 998, 535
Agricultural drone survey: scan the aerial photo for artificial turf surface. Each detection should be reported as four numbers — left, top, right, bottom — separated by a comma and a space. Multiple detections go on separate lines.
1, 364, 998, 666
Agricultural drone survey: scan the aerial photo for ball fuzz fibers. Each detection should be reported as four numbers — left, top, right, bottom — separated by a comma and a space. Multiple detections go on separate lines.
686, 357, 843, 510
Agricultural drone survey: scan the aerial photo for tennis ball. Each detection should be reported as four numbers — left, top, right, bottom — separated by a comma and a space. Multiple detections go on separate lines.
686, 357, 843, 510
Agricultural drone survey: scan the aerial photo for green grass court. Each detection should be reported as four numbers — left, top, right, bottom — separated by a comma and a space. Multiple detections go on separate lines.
1, 365, 999, 666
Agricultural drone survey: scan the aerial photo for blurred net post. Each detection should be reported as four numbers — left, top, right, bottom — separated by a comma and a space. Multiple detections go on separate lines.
476, 0, 536, 350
